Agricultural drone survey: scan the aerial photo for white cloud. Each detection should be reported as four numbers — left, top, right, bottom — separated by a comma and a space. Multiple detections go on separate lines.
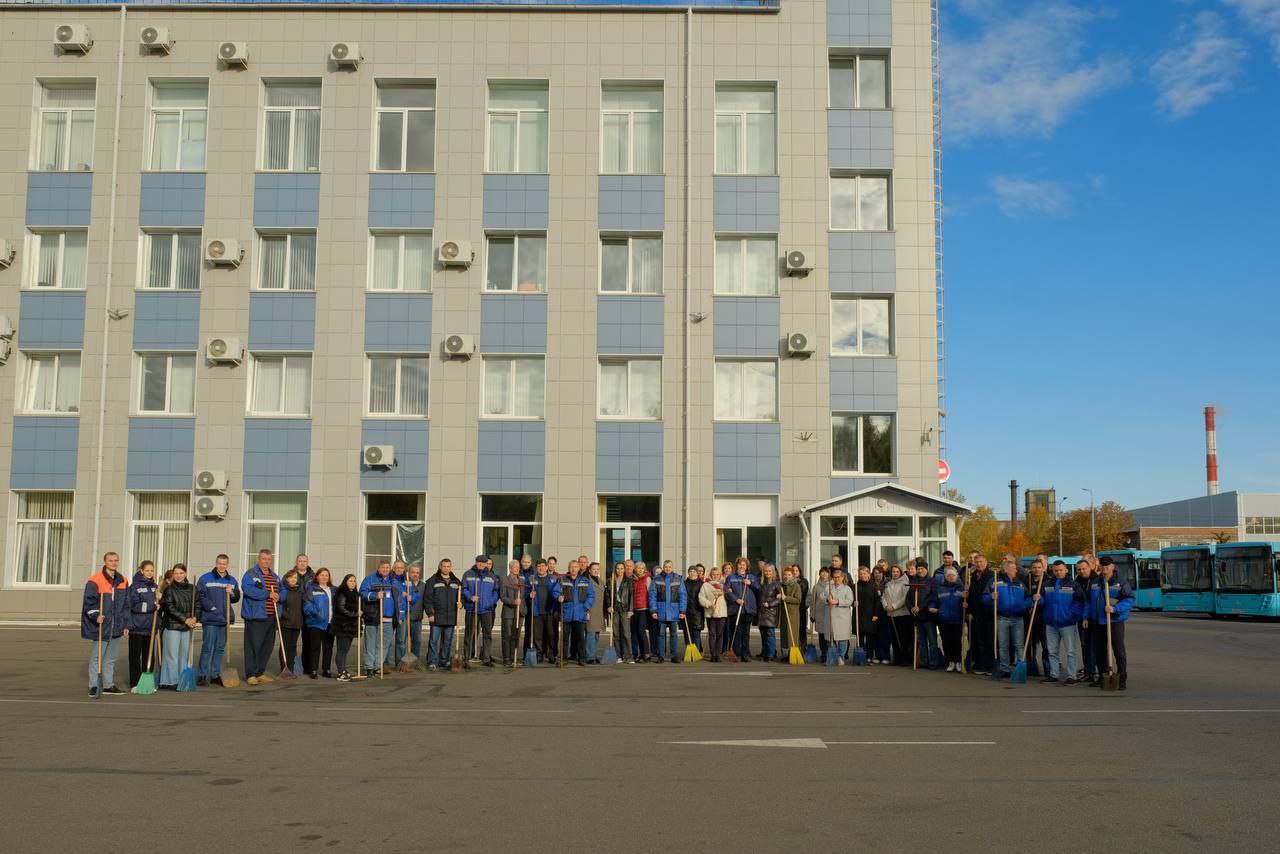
1152, 12, 1247, 118
1223, 0, 1280, 62
943, 2, 1130, 142
991, 176, 1071, 218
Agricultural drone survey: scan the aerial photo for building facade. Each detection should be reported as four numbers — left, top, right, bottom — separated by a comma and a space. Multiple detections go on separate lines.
1127, 492, 1280, 550
0, 0, 947, 621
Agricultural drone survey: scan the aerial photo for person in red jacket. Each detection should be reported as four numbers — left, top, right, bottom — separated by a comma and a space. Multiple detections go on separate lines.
81, 552, 129, 696
631, 562, 654, 662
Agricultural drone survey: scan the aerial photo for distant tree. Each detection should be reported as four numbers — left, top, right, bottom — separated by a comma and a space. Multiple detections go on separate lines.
960, 506, 1002, 563
1059, 501, 1134, 554
1211, 530, 1234, 544
942, 487, 967, 505
1001, 530, 1036, 561
1020, 505, 1054, 555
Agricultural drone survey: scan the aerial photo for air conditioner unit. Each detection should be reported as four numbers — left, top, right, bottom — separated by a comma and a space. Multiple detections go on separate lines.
363, 444, 395, 468
55, 24, 93, 53
0, 315, 14, 339
784, 249, 813, 275
206, 337, 243, 364
140, 26, 174, 53
0, 240, 14, 269
330, 42, 361, 68
194, 495, 228, 519
438, 239, 473, 268
785, 332, 814, 357
205, 238, 243, 267
443, 333, 475, 360
218, 41, 248, 67
194, 469, 228, 492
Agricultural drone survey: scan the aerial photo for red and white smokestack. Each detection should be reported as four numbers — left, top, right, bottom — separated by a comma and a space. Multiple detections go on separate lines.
1204, 406, 1219, 496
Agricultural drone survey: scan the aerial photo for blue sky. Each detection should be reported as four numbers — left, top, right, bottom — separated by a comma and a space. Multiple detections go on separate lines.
938, 0, 1280, 513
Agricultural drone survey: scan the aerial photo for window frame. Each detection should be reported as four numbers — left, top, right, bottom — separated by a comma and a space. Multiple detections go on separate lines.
831, 411, 897, 476
713, 358, 779, 423
485, 79, 550, 175
479, 494, 544, 568
362, 492, 427, 576
128, 491, 192, 574
366, 230, 433, 292
829, 294, 894, 357
32, 79, 96, 172
259, 79, 322, 172
134, 351, 198, 416
364, 354, 430, 418
25, 229, 88, 291
597, 357, 663, 421
246, 352, 313, 417
18, 350, 81, 415
830, 172, 893, 232
371, 79, 437, 174
255, 230, 317, 292
713, 234, 778, 297
10, 491, 76, 588
243, 491, 308, 571
483, 232, 548, 294
146, 78, 210, 172
599, 80, 664, 175
598, 233, 663, 295
480, 355, 546, 420
713, 81, 778, 177
138, 229, 202, 291
827, 52, 891, 110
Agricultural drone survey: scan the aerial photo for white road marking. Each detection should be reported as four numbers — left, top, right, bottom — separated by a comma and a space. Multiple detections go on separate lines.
316, 707, 573, 714
666, 709, 933, 715
825, 741, 995, 746
673, 670, 772, 677
1022, 709, 1280, 714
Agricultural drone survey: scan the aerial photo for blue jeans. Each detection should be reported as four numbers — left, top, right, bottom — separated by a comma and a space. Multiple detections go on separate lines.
428, 625, 455, 667
88, 636, 121, 689
997, 616, 1025, 674
198, 624, 227, 678
159, 629, 191, 685
1046, 623, 1080, 680
828, 639, 849, 665
584, 631, 599, 662
409, 619, 423, 657
657, 621, 679, 660
759, 626, 777, 660
394, 619, 408, 664
364, 620, 394, 672
916, 621, 940, 667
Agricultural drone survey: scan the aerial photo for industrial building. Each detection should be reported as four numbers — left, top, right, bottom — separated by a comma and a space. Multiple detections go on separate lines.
0, 0, 955, 621
1126, 492, 1280, 550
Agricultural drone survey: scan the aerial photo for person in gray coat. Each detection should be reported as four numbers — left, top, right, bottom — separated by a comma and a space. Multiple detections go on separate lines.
808, 566, 832, 658
756, 564, 784, 662
585, 562, 605, 663
499, 561, 524, 668
824, 569, 855, 664
609, 562, 633, 663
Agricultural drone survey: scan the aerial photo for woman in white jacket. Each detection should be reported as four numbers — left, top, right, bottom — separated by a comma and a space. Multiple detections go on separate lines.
823, 569, 855, 664
880, 565, 911, 666
808, 567, 832, 659
699, 564, 730, 662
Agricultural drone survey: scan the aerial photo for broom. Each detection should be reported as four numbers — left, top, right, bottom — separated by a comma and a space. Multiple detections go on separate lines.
450, 587, 465, 673
397, 585, 417, 672
350, 597, 368, 680
823, 586, 841, 666
851, 584, 867, 666
782, 593, 803, 666
990, 579, 1002, 681
523, 579, 538, 667
912, 589, 920, 672
220, 587, 240, 688
177, 584, 198, 692
1102, 579, 1120, 691
133, 608, 159, 694
272, 606, 296, 681
682, 614, 703, 663
722, 576, 746, 662
1010, 575, 1045, 684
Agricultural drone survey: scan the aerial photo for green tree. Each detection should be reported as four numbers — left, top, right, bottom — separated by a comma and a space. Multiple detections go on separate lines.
1020, 505, 1054, 555
1059, 501, 1134, 554
960, 505, 1001, 563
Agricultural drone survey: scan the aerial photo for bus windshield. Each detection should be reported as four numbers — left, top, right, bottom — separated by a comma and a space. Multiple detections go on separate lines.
1216, 548, 1277, 594
1137, 558, 1162, 588
1108, 554, 1137, 587
1164, 554, 1212, 592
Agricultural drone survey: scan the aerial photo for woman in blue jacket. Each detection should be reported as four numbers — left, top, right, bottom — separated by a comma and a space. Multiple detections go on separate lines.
935, 567, 966, 672
126, 561, 158, 688
301, 567, 335, 679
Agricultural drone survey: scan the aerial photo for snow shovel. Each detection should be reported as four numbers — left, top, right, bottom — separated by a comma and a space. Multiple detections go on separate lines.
133, 609, 159, 695
682, 615, 703, 663
177, 587, 198, 692
220, 587, 240, 688
851, 588, 867, 666
1102, 580, 1120, 692
450, 587, 466, 673
397, 587, 417, 672
1011, 575, 1045, 685
272, 607, 296, 681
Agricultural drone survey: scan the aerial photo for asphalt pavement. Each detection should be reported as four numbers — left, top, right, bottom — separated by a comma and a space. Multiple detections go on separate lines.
1, 614, 1278, 853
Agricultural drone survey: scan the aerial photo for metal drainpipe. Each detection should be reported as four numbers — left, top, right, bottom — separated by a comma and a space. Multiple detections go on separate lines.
681, 7, 692, 568
90, 5, 127, 564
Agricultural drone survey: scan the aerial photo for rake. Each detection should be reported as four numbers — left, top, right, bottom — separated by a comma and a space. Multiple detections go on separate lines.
450, 587, 465, 673
722, 576, 747, 662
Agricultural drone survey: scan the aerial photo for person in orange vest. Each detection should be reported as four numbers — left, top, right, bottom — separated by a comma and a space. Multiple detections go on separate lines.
81, 552, 130, 696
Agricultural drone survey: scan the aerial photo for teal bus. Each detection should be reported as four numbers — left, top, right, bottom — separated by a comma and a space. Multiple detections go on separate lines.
1160, 545, 1216, 616
1099, 550, 1163, 610
1214, 542, 1280, 618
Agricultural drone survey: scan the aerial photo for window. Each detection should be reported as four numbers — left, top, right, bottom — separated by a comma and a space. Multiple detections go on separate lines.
246, 493, 307, 570
258, 232, 316, 291
600, 235, 662, 294
35, 82, 94, 171
366, 355, 429, 416
368, 232, 431, 292
601, 82, 663, 174
598, 358, 661, 419
714, 360, 777, 421
485, 234, 546, 293
142, 231, 200, 290
829, 54, 888, 109
715, 496, 778, 567
598, 495, 661, 567
832, 413, 895, 474
487, 82, 548, 173
262, 81, 320, 171
482, 357, 545, 418
831, 296, 892, 356
374, 81, 435, 172
137, 353, 196, 414
27, 230, 87, 290
1246, 517, 1280, 535
714, 83, 776, 175
714, 236, 776, 296
481, 494, 543, 567
249, 354, 312, 416
21, 352, 81, 414
149, 81, 208, 171
364, 493, 425, 576
920, 516, 947, 570
831, 173, 891, 231
131, 493, 190, 572
13, 492, 74, 586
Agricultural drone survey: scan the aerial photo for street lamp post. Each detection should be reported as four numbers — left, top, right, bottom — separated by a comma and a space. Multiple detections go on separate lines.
1081, 488, 1096, 555
1057, 497, 1070, 556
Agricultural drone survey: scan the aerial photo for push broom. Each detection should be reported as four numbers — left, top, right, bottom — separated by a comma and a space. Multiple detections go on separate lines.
132, 608, 159, 695
1102, 580, 1120, 692
1010, 574, 1045, 684
851, 585, 867, 666
220, 587, 241, 688
177, 586, 198, 692
782, 594, 803, 666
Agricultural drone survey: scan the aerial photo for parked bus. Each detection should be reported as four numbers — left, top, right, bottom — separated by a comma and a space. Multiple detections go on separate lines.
1098, 549, 1163, 610
1160, 544, 1216, 616
1214, 542, 1280, 618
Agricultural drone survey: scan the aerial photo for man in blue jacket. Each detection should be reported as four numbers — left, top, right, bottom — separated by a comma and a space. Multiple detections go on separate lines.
1088, 555, 1133, 690
360, 560, 398, 674
196, 554, 241, 686
725, 561, 759, 662
559, 560, 596, 665
527, 559, 561, 663
983, 558, 1030, 678
910, 558, 941, 669
81, 552, 129, 696
241, 549, 285, 685
649, 560, 688, 663
463, 555, 500, 667
1040, 559, 1085, 684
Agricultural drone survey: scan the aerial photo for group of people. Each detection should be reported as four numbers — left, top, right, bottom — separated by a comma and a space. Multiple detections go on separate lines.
78, 546, 1134, 695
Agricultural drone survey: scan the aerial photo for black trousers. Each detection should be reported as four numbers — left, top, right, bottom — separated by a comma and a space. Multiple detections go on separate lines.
501, 615, 520, 665
302, 627, 333, 675
1079, 623, 1097, 677
858, 629, 877, 659
891, 616, 913, 665
243, 619, 276, 678
631, 611, 651, 658
279, 626, 301, 670
707, 617, 727, 659
566, 621, 586, 662
731, 614, 752, 660
128, 632, 150, 686
940, 623, 963, 664
533, 615, 555, 661
334, 635, 353, 673
465, 611, 495, 661
647, 615, 660, 659
1091, 620, 1127, 684
970, 615, 994, 671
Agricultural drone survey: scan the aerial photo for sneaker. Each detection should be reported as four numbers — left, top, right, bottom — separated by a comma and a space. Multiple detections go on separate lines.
322, 671, 333, 679
258, 673, 274, 684
247, 676, 260, 686
196, 677, 209, 687
87, 687, 98, 697
308, 672, 318, 680
427, 664, 437, 672
210, 677, 224, 687
483, 660, 495, 668
1063, 678, 1076, 685
1041, 676, 1058, 684
337, 672, 352, 683
101, 686, 124, 695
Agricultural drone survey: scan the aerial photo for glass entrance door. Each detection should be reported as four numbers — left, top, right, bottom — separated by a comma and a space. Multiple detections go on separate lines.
853, 539, 913, 571
600, 525, 659, 567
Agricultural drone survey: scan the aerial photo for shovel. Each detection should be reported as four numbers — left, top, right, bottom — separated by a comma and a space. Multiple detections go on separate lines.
523, 582, 538, 666
1011, 575, 1045, 685
220, 587, 240, 688
682, 615, 703, 663
397, 586, 418, 672
450, 587, 465, 673
1102, 579, 1120, 691
272, 607, 296, 681
177, 587, 198, 692
851, 586, 867, 666
133, 608, 159, 695
350, 598, 368, 681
